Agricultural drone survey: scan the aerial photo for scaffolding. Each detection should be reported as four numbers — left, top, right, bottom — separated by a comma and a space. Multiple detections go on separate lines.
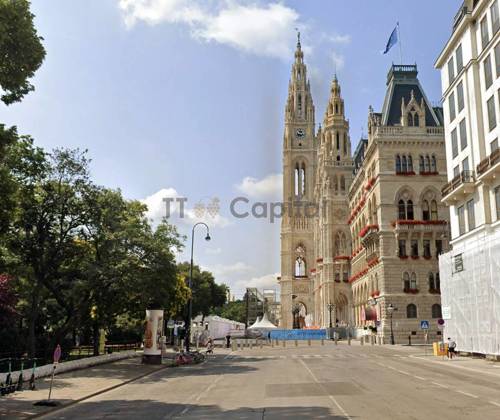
439, 230, 500, 356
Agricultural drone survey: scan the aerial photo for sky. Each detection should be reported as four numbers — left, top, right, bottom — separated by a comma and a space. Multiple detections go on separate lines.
2, 0, 458, 298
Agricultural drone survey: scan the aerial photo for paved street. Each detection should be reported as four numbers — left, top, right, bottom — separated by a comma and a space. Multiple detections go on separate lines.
32, 342, 500, 420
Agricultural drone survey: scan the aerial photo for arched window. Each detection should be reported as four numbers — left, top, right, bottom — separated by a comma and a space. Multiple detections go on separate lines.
407, 113, 413, 127
430, 200, 438, 220
407, 304, 417, 318
343, 133, 347, 155
422, 200, 430, 221
431, 155, 437, 173
425, 155, 431, 172
298, 94, 302, 112
436, 273, 440, 290
335, 104, 339, 114
398, 200, 406, 220
333, 175, 338, 193
340, 175, 346, 192
410, 272, 417, 289
428, 272, 435, 290
301, 163, 306, 195
414, 113, 420, 127
419, 155, 425, 173
295, 256, 306, 277
403, 272, 410, 290
336, 132, 340, 150
407, 200, 414, 220
396, 155, 402, 173
432, 304, 442, 319
294, 165, 300, 196
408, 155, 413, 172
402, 155, 408, 173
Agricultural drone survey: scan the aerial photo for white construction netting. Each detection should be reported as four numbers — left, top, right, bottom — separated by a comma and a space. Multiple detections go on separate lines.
439, 231, 500, 355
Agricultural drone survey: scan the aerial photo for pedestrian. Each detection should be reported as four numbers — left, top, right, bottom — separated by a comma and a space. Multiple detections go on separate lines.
447, 337, 457, 359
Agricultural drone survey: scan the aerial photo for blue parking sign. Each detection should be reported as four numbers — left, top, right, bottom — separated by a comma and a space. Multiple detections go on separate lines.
420, 320, 429, 330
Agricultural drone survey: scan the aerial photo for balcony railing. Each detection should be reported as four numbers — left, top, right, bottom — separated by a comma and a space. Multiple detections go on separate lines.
476, 148, 500, 177
441, 170, 475, 197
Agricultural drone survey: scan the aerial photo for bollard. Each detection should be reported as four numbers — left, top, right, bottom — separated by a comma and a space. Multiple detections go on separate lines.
321, 339, 324, 346
378, 336, 382, 346
334, 336, 338, 346
249, 340, 253, 349
371, 335, 374, 345
408, 335, 412, 346
381, 336, 384, 345
295, 340, 298, 347
232, 341, 237, 351
238, 339, 242, 351
360, 336, 364, 346
271, 339, 274, 348
260, 340, 263, 349
348, 336, 351, 346
308, 339, 311, 347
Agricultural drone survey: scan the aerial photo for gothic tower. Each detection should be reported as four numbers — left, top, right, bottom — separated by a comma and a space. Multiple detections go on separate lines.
313, 75, 354, 327
279, 34, 317, 329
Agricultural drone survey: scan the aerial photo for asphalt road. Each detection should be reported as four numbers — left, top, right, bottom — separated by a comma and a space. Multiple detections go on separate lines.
40, 342, 500, 419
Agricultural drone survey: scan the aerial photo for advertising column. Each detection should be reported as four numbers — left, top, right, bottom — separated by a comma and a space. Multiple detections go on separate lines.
143, 309, 164, 364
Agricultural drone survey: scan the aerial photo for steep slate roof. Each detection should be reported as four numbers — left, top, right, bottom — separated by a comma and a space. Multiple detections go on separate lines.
381, 65, 442, 127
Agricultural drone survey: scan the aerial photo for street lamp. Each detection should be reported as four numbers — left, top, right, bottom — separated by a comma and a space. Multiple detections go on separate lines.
186, 222, 211, 352
327, 302, 335, 329
387, 303, 397, 345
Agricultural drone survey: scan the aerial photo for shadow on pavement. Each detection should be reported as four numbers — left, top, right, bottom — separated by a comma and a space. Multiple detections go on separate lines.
41, 399, 351, 419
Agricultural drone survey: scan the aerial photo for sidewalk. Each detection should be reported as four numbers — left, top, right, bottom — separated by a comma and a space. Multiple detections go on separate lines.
0, 356, 167, 419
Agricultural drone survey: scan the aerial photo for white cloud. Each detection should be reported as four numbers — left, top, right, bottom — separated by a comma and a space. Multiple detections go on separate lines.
331, 51, 345, 72
118, 0, 300, 59
206, 261, 252, 278
323, 33, 351, 44
140, 188, 231, 228
236, 173, 282, 199
231, 272, 280, 298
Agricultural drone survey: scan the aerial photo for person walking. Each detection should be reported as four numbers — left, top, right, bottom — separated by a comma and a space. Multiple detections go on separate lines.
447, 337, 457, 359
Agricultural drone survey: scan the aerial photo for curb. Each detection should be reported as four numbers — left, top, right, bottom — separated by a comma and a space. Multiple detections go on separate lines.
28, 362, 172, 419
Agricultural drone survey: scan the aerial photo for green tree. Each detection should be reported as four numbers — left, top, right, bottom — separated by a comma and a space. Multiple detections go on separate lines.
177, 262, 228, 320
0, 0, 46, 105
217, 300, 246, 324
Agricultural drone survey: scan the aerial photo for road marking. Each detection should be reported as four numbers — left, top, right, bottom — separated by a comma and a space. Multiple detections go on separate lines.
489, 400, 500, 407
431, 381, 449, 389
397, 370, 410, 375
409, 355, 500, 378
413, 375, 426, 380
298, 359, 352, 420
180, 374, 224, 415
455, 390, 478, 399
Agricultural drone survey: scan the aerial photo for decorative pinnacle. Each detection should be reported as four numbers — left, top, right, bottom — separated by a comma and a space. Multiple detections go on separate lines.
295, 28, 301, 48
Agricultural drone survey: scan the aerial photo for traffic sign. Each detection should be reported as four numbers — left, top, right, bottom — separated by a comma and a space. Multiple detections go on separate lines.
437, 318, 445, 329
53, 344, 61, 364
442, 306, 451, 320
420, 320, 429, 330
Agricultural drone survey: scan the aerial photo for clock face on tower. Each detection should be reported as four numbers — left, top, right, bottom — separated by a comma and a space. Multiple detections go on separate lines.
296, 128, 305, 138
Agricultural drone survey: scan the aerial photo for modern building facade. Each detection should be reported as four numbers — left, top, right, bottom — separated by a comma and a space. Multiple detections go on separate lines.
436, 0, 500, 355
279, 37, 449, 342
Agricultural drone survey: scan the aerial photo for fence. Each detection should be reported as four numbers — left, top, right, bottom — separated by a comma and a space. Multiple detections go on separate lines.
270, 329, 327, 341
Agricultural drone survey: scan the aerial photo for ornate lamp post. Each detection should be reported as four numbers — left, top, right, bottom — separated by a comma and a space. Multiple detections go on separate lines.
327, 302, 335, 329
186, 222, 211, 352
387, 303, 397, 345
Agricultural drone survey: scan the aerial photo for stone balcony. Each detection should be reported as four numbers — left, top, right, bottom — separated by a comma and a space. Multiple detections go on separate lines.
292, 278, 310, 295
476, 148, 500, 183
441, 170, 475, 204
391, 220, 448, 234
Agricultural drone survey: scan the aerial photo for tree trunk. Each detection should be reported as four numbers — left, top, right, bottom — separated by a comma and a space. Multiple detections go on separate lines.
92, 322, 100, 356
27, 283, 40, 358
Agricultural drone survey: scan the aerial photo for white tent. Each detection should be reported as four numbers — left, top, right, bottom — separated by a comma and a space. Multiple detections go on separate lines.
248, 313, 276, 330
247, 316, 261, 329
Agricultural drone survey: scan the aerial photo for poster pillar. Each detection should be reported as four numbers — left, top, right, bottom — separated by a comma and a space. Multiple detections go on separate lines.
142, 309, 164, 365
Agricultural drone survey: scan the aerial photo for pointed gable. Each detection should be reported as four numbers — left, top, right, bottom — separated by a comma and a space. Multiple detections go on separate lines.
381, 65, 442, 127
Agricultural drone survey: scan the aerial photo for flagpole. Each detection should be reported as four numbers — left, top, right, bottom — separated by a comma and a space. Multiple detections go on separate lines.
397, 22, 403, 65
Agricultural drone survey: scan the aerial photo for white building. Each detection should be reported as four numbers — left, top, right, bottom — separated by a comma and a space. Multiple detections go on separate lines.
436, 0, 500, 356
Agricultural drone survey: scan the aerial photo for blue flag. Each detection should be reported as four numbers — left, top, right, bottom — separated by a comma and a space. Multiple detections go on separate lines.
383, 25, 398, 54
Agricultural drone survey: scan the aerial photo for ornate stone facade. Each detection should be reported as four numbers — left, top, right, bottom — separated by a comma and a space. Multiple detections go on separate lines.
279, 39, 450, 343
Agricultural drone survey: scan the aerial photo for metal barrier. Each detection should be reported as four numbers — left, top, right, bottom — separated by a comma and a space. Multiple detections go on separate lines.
270, 329, 327, 341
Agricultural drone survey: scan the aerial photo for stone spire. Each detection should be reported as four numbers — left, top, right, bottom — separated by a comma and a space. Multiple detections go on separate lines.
285, 32, 314, 124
